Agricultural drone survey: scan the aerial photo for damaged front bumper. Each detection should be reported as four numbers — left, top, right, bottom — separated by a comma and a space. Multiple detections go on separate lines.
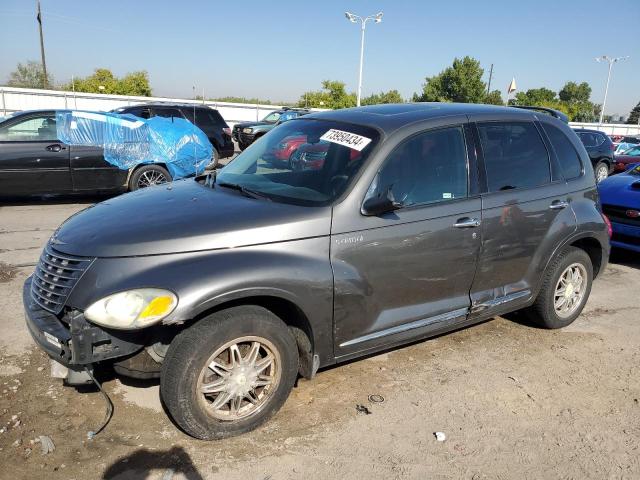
23, 276, 146, 368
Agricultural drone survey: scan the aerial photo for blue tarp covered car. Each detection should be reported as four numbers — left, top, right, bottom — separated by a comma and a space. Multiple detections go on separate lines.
56, 110, 213, 180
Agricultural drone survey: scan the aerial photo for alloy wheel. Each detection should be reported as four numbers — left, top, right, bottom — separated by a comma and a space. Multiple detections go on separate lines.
596, 165, 608, 183
196, 336, 281, 421
554, 262, 588, 318
138, 170, 168, 188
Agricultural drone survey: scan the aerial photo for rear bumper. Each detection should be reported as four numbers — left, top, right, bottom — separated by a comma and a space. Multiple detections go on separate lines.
611, 221, 640, 252
23, 277, 145, 367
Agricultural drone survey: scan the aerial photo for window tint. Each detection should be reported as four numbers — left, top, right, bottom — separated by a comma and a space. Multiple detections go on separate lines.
0, 115, 58, 141
153, 108, 183, 119
478, 122, 550, 192
369, 127, 468, 207
578, 132, 598, 147
195, 108, 223, 129
541, 124, 582, 179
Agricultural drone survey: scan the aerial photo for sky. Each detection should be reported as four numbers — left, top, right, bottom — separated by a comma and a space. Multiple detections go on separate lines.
1, 0, 638, 117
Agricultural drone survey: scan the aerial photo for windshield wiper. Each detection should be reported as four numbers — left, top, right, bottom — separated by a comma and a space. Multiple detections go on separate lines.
217, 182, 272, 201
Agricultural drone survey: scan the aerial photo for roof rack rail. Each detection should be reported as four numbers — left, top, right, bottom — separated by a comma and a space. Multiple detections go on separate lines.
511, 106, 569, 123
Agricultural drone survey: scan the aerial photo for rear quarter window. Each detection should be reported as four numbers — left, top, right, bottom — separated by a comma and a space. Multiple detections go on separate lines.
541, 124, 583, 180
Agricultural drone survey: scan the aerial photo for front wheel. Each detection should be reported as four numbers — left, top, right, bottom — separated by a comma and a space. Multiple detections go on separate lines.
525, 247, 593, 329
594, 161, 609, 183
160, 306, 298, 440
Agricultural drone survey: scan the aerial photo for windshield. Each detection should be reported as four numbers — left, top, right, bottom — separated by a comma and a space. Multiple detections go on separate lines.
262, 112, 281, 123
629, 165, 640, 176
217, 119, 379, 206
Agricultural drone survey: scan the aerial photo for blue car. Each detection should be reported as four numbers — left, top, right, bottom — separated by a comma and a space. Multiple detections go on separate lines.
599, 164, 640, 252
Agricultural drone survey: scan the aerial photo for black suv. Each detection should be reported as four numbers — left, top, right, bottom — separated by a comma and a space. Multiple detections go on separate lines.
232, 108, 310, 150
573, 128, 615, 183
113, 104, 234, 166
25, 103, 609, 440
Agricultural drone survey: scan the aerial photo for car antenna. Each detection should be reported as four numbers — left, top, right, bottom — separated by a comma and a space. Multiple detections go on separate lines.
193, 85, 198, 176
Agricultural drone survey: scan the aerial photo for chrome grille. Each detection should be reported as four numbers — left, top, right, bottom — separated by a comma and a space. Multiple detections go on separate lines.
31, 245, 92, 314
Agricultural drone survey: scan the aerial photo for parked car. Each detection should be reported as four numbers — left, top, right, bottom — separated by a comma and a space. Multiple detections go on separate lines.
290, 141, 361, 171
0, 109, 131, 196
25, 103, 609, 440
573, 128, 615, 182
613, 145, 640, 173
614, 135, 640, 155
232, 108, 310, 151
262, 134, 308, 167
599, 164, 640, 252
112, 103, 234, 166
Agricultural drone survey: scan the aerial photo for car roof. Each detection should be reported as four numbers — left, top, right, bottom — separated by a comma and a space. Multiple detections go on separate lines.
304, 103, 546, 134
118, 103, 217, 111
572, 128, 607, 134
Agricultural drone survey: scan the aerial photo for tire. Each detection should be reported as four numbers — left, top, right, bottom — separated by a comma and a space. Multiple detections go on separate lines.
160, 306, 299, 440
525, 247, 593, 329
594, 161, 609, 183
129, 165, 171, 191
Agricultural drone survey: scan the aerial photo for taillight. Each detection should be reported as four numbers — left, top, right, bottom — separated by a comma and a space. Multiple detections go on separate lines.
223, 127, 231, 135
602, 213, 612, 238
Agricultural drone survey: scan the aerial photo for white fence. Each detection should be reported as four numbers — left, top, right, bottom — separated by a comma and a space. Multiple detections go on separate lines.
568, 122, 640, 136
0, 86, 316, 128
3, 87, 639, 137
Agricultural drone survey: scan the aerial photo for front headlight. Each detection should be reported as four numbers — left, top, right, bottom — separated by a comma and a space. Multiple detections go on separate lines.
84, 288, 178, 330
243, 128, 253, 134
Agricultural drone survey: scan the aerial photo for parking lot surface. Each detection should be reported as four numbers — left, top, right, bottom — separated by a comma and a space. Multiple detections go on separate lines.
0, 197, 639, 480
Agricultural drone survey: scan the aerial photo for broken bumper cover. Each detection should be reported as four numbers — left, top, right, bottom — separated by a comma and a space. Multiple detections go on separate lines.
23, 277, 145, 367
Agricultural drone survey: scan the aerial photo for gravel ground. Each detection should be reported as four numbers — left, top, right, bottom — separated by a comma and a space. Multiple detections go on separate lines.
0, 195, 638, 480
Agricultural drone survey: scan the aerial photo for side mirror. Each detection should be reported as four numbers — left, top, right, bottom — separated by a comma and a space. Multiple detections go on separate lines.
361, 186, 403, 216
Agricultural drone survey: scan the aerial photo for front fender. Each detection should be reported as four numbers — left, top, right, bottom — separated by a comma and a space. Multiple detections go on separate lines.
66, 236, 334, 364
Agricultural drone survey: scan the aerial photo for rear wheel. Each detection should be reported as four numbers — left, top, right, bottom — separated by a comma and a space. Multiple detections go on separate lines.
160, 306, 298, 440
525, 247, 593, 329
129, 165, 171, 191
594, 161, 609, 183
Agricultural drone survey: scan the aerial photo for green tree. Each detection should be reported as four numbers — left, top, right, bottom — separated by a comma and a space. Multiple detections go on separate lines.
626, 101, 640, 125
6, 61, 53, 89
298, 80, 356, 109
65, 68, 152, 96
558, 81, 591, 103
512, 87, 557, 106
484, 90, 504, 105
413, 56, 487, 103
361, 89, 404, 105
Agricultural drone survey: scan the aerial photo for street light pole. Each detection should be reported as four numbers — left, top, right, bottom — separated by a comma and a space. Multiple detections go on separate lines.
345, 11, 383, 107
595, 55, 629, 124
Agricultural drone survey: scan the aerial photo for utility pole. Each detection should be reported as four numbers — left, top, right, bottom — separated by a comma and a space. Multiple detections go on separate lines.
36, 0, 49, 89
486, 64, 494, 94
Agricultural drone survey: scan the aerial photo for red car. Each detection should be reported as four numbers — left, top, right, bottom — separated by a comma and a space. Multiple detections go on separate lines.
614, 145, 640, 173
263, 134, 307, 166
290, 142, 361, 171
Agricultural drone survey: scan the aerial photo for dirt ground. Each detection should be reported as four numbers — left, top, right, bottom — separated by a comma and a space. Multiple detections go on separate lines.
0, 196, 638, 480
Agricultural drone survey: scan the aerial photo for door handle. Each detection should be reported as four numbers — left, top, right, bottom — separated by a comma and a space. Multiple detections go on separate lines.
46, 144, 66, 152
453, 217, 481, 228
549, 200, 569, 210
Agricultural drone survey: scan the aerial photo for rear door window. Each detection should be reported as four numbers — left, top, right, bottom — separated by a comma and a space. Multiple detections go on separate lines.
541, 124, 583, 180
195, 108, 224, 130
477, 122, 551, 192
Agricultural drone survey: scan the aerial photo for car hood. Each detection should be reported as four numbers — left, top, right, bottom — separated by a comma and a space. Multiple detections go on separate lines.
234, 121, 273, 129
598, 173, 640, 208
51, 179, 331, 258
